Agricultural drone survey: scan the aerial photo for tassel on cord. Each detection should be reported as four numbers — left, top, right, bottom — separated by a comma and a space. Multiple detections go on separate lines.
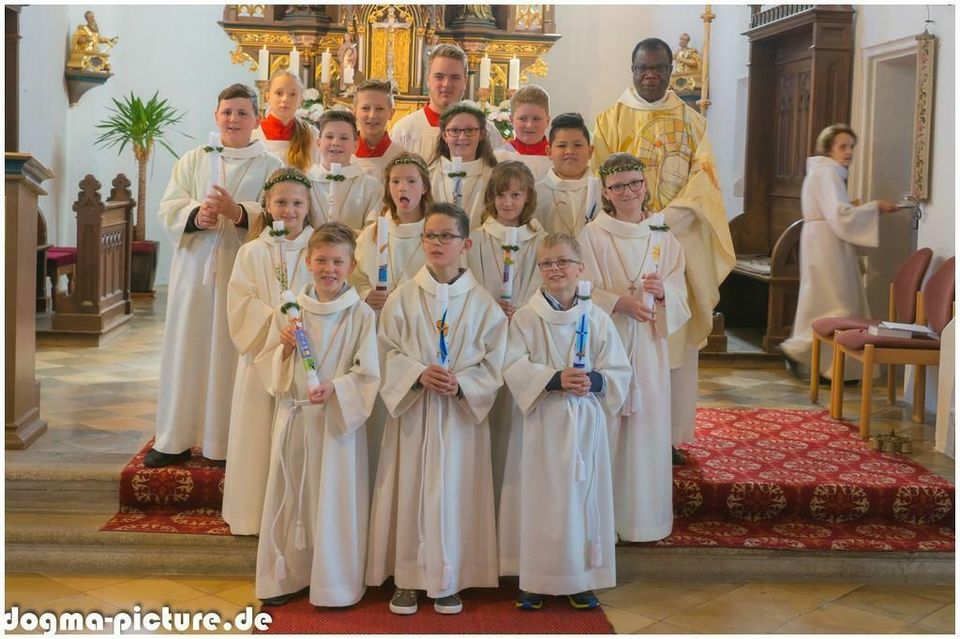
589, 541, 602, 568
576, 453, 586, 482
295, 522, 307, 551
274, 555, 287, 581
441, 563, 453, 591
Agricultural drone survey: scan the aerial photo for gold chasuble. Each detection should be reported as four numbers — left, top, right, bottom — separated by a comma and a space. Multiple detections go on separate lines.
592, 88, 735, 364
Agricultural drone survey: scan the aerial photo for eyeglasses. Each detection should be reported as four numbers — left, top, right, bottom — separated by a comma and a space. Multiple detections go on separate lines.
422, 232, 465, 245
632, 63, 671, 77
537, 258, 582, 271
444, 126, 481, 138
605, 178, 645, 195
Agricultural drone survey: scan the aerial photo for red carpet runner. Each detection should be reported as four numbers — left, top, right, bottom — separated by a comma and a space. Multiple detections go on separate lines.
254, 580, 613, 635
103, 409, 954, 551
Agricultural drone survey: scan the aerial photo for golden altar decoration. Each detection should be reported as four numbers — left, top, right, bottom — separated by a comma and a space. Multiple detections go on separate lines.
220, 4, 560, 125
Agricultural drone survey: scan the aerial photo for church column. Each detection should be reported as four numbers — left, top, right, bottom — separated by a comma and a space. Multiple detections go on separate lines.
5, 153, 52, 449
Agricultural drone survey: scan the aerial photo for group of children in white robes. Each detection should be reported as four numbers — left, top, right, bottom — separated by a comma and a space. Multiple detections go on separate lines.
149, 74, 690, 616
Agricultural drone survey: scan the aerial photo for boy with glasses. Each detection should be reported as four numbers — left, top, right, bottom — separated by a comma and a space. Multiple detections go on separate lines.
366, 202, 507, 616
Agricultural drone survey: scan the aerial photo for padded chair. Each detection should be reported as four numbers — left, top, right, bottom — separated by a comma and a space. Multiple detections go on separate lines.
46, 246, 78, 309
809, 247, 933, 405
834, 256, 955, 439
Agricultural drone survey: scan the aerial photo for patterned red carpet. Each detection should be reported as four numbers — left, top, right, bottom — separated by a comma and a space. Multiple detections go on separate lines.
254, 579, 613, 635
103, 409, 954, 551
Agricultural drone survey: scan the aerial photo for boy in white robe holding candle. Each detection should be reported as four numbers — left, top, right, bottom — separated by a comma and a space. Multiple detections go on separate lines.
366, 202, 507, 616
429, 103, 498, 228
535, 113, 602, 237
502, 233, 631, 610
352, 80, 406, 181
255, 223, 380, 608
307, 110, 382, 232
223, 167, 316, 535
146, 84, 283, 468
577, 153, 689, 542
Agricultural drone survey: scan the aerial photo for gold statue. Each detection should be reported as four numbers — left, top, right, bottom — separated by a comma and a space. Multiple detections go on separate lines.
67, 11, 118, 73
670, 32, 701, 93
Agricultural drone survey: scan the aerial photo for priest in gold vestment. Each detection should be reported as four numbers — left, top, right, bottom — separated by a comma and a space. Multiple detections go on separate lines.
592, 37, 735, 460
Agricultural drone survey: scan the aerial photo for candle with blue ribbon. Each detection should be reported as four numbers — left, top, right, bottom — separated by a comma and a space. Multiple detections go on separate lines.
572, 280, 592, 369
280, 289, 321, 392
376, 216, 389, 291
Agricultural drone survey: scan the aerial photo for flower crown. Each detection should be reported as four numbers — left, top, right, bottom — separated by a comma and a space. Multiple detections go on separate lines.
440, 102, 487, 126
598, 161, 646, 178
263, 172, 312, 192
389, 155, 428, 172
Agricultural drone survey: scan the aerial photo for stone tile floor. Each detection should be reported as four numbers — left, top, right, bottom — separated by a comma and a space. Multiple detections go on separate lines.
5, 291, 955, 634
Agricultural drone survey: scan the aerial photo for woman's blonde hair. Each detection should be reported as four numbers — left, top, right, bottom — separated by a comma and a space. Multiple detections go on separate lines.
814, 123, 857, 157
599, 152, 649, 213
380, 153, 433, 228
480, 160, 537, 228
249, 166, 317, 241
265, 71, 314, 172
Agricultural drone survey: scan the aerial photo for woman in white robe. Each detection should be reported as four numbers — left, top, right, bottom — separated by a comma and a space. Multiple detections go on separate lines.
780, 125, 898, 379
500, 237, 631, 598
577, 154, 690, 542
366, 266, 508, 603
254, 279, 380, 608
223, 169, 315, 535
150, 86, 282, 466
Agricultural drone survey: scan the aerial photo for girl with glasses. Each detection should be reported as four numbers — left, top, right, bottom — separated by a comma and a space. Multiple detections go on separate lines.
577, 152, 690, 544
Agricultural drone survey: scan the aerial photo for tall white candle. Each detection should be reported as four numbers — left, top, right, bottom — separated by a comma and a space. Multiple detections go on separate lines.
573, 280, 592, 370
479, 55, 491, 89
585, 176, 600, 222
343, 65, 355, 85
289, 47, 300, 73
436, 283, 450, 367
321, 49, 332, 84
328, 162, 343, 222
207, 132, 221, 192
257, 46, 269, 82
499, 227, 518, 301
376, 216, 389, 290
508, 56, 520, 90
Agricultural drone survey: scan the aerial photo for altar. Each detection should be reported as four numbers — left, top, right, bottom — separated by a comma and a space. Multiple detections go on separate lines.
220, 4, 560, 123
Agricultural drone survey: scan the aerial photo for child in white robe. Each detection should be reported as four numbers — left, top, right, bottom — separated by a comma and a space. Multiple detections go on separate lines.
223, 167, 316, 535
577, 153, 690, 542
366, 202, 508, 616
535, 113, 602, 237
502, 233, 631, 610
465, 160, 545, 529
493, 85, 553, 182
251, 71, 319, 171
147, 84, 283, 468
255, 223, 380, 608
352, 80, 406, 182
350, 152, 432, 489
429, 102, 497, 228
307, 110, 382, 232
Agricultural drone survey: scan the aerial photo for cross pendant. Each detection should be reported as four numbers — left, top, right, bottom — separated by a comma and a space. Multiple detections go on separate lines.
628, 282, 638, 297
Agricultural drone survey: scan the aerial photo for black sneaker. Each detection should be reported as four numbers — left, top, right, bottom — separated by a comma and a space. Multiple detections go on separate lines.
260, 586, 309, 607
567, 590, 599, 610
389, 588, 418, 615
516, 591, 543, 611
434, 593, 463, 614
671, 446, 686, 466
143, 448, 191, 468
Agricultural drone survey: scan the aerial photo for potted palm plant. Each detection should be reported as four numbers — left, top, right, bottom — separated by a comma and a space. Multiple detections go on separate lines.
95, 91, 187, 295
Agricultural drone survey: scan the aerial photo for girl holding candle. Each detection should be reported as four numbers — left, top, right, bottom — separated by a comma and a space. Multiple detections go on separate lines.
577, 153, 689, 543
147, 84, 282, 469
501, 233, 630, 610
307, 110, 382, 232
429, 102, 498, 228
222, 167, 317, 536
253, 71, 319, 171
367, 202, 507, 616
255, 223, 380, 608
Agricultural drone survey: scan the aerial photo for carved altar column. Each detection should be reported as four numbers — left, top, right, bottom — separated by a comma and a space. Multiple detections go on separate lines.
5, 153, 52, 449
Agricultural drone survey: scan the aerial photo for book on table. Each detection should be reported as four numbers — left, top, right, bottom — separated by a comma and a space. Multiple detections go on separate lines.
867, 321, 937, 339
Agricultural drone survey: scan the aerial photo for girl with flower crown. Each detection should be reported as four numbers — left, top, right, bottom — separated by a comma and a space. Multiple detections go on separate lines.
429, 102, 498, 228
221, 167, 318, 536
577, 152, 689, 543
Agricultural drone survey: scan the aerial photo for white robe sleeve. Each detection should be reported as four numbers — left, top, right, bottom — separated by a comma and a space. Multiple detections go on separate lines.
577, 226, 620, 315
453, 292, 508, 425
255, 311, 296, 397
502, 314, 556, 414
591, 310, 633, 415
329, 306, 381, 437
814, 170, 880, 247
378, 294, 429, 418
157, 149, 203, 248
227, 244, 278, 355
350, 225, 377, 302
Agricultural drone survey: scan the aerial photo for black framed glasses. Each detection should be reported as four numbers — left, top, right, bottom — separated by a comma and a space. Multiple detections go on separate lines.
443, 127, 481, 138
605, 178, 645, 195
422, 232, 465, 245
632, 63, 671, 77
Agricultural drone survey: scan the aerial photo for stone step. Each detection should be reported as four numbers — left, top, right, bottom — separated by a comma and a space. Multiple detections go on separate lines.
5, 468, 118, 513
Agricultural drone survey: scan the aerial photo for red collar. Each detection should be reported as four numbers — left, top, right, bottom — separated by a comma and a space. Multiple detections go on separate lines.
509, 137, 549, 156
356, 132, 392, 158
424, 103, 442, 127
261, 114, 295, 141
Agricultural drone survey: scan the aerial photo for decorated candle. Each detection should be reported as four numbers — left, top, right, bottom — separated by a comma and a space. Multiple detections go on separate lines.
281, 289, 321, 391
328, 162, 343, 222
376, 216, 389, 290
271, 220, 288, 290
585, 176, 600, 223
499, 227, 518, 302
207, 132, 221, 193
450, 156, 464, 208
573, 280, 592, 370
436, 283, 450, 368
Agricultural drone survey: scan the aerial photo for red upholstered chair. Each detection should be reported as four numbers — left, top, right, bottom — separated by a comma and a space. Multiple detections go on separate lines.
809, 247, 933, 405
46, 247, 78, 309
834, 256, 955, 439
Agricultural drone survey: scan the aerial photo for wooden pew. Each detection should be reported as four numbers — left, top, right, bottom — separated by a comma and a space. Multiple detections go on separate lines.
718, 217, 802, 352
50, 174, 133, 336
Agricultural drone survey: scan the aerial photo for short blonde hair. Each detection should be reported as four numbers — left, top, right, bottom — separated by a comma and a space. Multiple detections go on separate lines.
510, 84, 550, 114
307, 222, 357, 258
537, 232, 582, 261
428, 43, 468, 72
355, 79, 395, 107
815, 123, 857, 156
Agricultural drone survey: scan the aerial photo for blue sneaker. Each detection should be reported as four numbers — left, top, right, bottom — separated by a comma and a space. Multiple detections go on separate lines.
515, 591, 543, 611
567, 591, 599, 610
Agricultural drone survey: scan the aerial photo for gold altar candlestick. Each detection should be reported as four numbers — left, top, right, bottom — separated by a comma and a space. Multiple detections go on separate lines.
698, 4, 715, 115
